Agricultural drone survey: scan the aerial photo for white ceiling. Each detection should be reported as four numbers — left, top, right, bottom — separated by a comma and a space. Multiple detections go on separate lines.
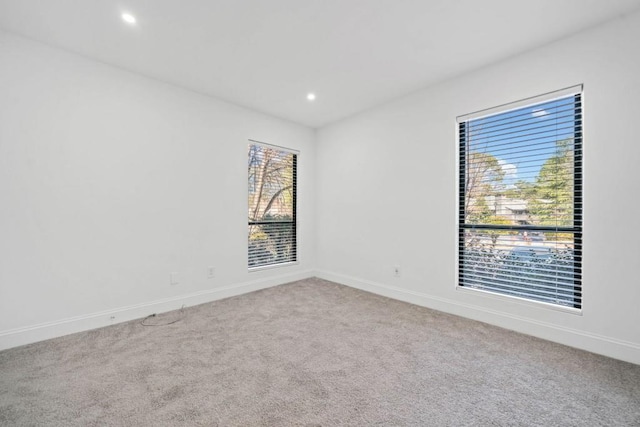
1, 0, 640, 128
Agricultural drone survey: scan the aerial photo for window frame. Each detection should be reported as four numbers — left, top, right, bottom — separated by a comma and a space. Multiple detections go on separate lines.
456, 86, 583, 310
247, 140, 298, 271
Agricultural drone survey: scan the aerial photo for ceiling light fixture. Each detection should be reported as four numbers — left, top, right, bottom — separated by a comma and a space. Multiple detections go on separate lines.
121, 13, 137, 25
307, 93, 316, 101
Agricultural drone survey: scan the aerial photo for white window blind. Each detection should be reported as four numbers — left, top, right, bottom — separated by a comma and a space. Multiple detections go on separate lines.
248, 141, 297, 268
458, 86, 582, 308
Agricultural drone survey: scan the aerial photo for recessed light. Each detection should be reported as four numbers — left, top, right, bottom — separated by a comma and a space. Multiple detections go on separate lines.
307, 93, 316, 101
121, 13, 137, 25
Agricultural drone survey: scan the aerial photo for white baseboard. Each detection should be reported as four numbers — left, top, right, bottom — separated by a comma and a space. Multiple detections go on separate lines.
0, 269, 314, 351
5, 269, 638, 365
315, 269, 640, 365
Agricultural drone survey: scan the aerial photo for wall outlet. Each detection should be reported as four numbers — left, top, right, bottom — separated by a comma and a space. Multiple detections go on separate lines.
393, 265, 401, 277
170, 272, 180, 286
207, 266, 216, 279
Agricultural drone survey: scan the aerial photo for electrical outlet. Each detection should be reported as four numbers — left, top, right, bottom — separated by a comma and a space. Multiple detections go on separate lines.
170, 272, 180, 286
207, 266, 216, 279
393, 265, 401, 277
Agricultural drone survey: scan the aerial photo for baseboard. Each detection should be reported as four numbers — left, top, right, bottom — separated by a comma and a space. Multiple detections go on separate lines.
0, 269, 314, 351
314, 269, 640, 365
5, 269, 638, 365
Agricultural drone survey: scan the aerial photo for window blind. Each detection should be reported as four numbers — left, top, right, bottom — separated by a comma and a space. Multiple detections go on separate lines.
248, 142, 297, 268
458, 87, 582, 308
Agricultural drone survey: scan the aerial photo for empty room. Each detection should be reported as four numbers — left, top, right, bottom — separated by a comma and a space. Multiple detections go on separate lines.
1, 1, 640, 425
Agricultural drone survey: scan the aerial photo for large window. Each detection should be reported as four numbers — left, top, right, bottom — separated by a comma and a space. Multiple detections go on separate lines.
458, 86, 582, 309
248, 141, 297, 268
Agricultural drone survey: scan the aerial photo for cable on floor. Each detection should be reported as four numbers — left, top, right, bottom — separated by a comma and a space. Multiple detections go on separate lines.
141, 305, 186, 326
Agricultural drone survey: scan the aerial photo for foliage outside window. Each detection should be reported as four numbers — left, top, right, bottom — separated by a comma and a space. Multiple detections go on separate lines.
248, 142, 297, 268
458, 87, 582, 308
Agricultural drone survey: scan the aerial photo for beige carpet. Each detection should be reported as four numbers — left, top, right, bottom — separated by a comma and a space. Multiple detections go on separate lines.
1, 277, 639, 426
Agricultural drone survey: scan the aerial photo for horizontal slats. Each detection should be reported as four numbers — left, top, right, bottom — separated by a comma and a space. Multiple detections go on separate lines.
458, 91, 582, 308
460, 275, 580, 298
248, 143, 297, 268
462, 259, 579, 285
465, 96, 580, 127
248, 222, 296, 267
468, 104, 577, 134
460, 279, 581, 306
468, 119, 576, 144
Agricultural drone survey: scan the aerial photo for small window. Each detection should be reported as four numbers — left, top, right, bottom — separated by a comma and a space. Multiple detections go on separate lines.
457, 86, 583, 309
248, 141, 297, 268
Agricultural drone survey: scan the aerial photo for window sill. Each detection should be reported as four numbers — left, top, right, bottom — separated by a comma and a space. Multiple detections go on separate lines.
248, 261, 299, 273
456, 285, 583, 316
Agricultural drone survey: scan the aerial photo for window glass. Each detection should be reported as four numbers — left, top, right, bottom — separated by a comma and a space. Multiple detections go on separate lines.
458, 88, 582, 308
248, 143, 297, 268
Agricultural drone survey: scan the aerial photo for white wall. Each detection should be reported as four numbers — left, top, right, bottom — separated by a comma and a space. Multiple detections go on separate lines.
0, 31, 316, 349
3, 12, 640, 365
316, 12, 640, 364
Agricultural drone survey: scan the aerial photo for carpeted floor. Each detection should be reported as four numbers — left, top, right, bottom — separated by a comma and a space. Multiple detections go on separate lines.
1, 278, 639, 426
